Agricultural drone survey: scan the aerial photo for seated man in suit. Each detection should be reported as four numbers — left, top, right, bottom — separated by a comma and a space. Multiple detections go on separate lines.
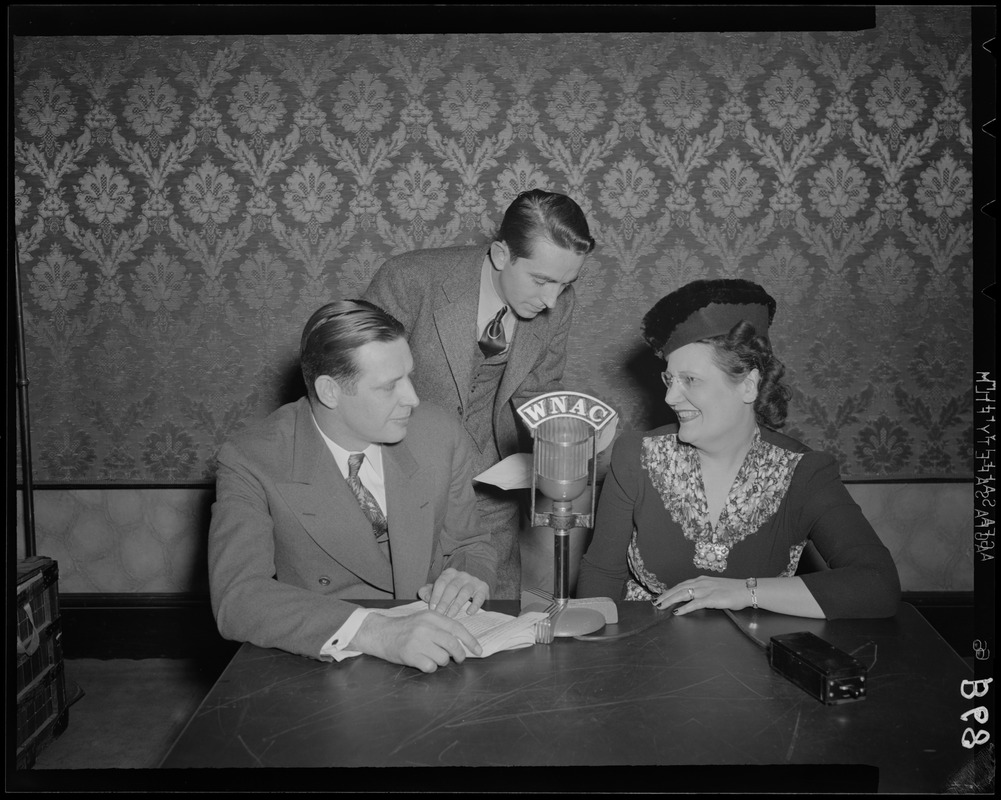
363, 189, 595, 599
208, 299, 498, 674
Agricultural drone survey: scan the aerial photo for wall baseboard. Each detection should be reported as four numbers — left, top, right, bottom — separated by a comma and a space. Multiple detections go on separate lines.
58, 593, 238, 663
56, 591, 977, 662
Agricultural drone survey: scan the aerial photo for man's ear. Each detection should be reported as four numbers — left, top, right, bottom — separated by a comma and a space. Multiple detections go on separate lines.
314, 375, 341, 410
489, 240, 511, 271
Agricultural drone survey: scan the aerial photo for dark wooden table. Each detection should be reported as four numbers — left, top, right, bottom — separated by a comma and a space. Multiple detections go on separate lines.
159, 601, 977, 793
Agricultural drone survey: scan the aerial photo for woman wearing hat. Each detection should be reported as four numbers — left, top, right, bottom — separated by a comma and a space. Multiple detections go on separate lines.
576, 279, 900, 619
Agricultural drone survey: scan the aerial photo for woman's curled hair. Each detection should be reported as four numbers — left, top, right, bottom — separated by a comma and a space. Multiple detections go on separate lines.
705, 320, 792, 430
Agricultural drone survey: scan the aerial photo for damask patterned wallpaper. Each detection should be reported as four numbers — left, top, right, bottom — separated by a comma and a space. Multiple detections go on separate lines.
13, 6, 976, 484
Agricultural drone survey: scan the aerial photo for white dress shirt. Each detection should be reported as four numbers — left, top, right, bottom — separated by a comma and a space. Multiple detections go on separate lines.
311, 415, 386, 661
477, 251, 516, 346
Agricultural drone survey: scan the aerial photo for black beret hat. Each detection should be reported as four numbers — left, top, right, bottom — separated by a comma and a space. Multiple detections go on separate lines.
642, 279, 777, 356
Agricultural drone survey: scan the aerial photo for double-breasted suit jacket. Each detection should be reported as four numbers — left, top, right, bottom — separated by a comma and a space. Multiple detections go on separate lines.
208, 397, 497, 660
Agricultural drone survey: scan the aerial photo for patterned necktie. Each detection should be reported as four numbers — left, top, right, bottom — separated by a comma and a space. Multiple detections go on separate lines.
478, 306, 508, 357
346, 453, 388, 540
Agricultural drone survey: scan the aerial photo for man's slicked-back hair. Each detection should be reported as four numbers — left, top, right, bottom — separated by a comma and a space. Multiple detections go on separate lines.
300, 299, 405, 397
496, 189, 595, 260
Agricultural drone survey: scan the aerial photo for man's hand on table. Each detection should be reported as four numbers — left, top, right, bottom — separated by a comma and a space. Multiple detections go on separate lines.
417, 567, 489, 618
349, 608, 483, 673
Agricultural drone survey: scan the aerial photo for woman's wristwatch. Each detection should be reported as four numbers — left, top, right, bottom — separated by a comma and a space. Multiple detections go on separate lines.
745, 577, 758, 609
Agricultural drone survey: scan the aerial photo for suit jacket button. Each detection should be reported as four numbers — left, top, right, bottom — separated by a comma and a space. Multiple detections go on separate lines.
318, 576, 331, 586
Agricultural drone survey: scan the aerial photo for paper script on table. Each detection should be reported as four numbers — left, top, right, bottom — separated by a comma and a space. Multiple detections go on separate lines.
372, 600, 547, 658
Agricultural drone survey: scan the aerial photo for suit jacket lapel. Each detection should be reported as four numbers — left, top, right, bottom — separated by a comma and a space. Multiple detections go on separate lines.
383, 438, 434, 599
433, 246, 549, 427
276, 398, 395, 592
434, 250, 483, 405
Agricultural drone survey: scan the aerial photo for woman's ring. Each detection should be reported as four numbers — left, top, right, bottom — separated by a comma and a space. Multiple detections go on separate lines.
687, 587, 694, 600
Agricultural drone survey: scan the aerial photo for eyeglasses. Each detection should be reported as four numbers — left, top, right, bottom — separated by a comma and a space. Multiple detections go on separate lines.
660, 371, 696, 391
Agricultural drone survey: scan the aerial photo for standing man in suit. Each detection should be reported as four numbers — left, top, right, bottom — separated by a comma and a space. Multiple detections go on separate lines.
208, 300, 497, 674
363, 189, 595, 599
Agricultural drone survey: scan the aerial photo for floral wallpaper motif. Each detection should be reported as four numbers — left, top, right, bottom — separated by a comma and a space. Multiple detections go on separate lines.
13, 7, 975, 484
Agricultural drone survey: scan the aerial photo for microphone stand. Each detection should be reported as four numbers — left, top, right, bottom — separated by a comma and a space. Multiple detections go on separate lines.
521, 482, 618, 637
517, 393, 618, 639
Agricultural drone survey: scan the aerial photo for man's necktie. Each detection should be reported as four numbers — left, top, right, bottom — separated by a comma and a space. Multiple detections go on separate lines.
346, 453, 388, 540
478, 306, 508, 357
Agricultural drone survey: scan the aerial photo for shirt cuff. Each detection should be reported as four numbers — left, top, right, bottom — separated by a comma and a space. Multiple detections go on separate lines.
320, 607, 374, 662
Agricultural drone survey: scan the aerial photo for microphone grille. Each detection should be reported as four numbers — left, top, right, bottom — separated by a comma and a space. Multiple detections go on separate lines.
536, 417, 591, 482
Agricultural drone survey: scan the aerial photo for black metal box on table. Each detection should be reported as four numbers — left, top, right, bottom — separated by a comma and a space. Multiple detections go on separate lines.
15, 556, 69, 769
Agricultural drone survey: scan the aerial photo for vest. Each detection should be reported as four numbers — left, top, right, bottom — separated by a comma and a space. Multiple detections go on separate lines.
464, 346, 509, 470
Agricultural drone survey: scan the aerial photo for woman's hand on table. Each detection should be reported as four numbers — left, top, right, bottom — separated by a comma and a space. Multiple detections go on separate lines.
653, 576, 749, 615
653, 575, 826, 619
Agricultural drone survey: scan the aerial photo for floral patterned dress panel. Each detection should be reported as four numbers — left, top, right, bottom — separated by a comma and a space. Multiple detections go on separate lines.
626, 531, 668, 599
783, 542, 807, 578
640, 432, 804, 573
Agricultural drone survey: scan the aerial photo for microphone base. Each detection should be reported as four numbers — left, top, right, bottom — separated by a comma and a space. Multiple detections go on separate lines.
520, 590, 619, 639
550, 605, 607, 637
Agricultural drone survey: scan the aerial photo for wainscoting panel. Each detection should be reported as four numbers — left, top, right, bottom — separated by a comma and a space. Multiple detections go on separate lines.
16, 482, 974, 594
847, 483, 974, 592
16, 488, 214, 594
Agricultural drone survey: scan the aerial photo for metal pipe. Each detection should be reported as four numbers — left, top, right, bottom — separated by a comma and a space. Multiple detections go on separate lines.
13, 244, 37, 557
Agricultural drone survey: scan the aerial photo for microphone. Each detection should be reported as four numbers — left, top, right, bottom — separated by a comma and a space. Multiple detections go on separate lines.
517, 392, 619, 639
